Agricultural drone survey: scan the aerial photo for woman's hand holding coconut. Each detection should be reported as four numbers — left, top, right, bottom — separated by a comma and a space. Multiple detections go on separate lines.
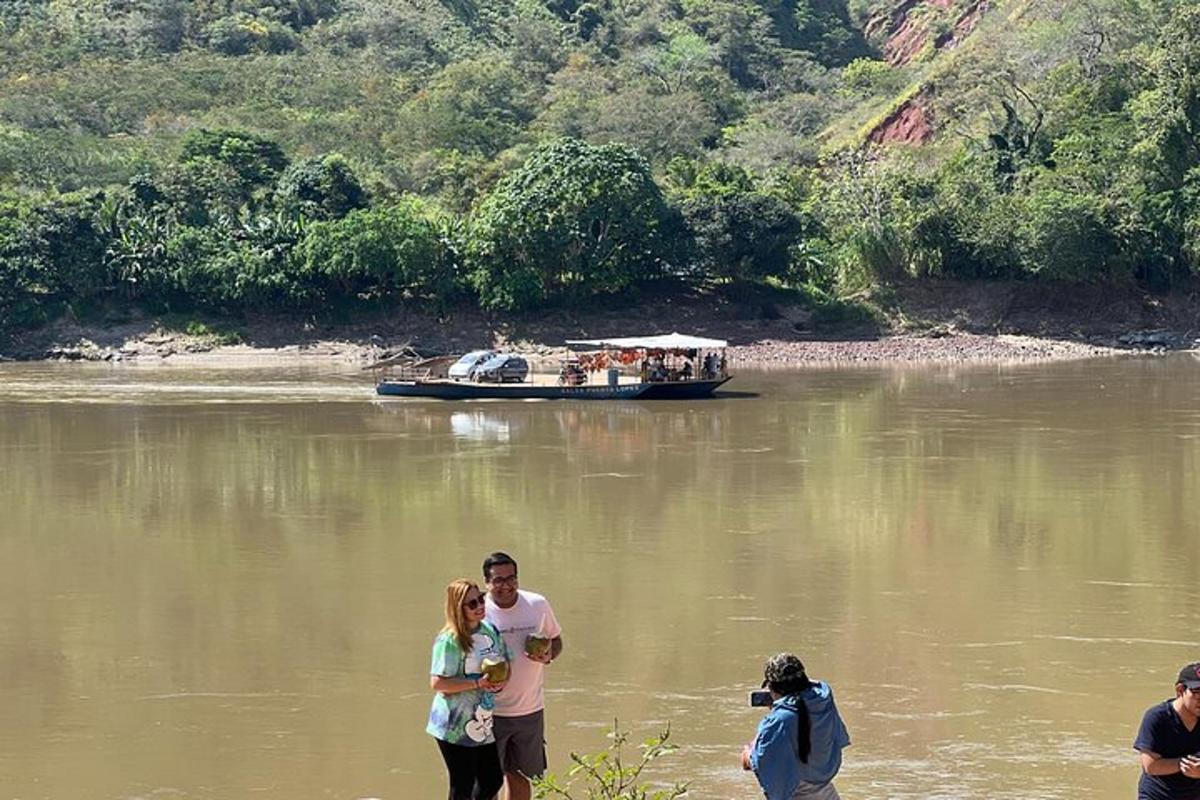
480, 655, 510, 691
478, 675, 508, 692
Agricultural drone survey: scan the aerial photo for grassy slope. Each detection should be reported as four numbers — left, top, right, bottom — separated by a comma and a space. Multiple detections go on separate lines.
0, 1, 1034, 192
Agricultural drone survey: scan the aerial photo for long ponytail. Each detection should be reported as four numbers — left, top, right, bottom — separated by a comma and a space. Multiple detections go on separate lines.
791, 691, 812, 763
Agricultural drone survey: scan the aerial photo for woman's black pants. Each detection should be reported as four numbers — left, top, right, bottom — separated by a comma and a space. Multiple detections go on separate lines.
435, 738, 504, 800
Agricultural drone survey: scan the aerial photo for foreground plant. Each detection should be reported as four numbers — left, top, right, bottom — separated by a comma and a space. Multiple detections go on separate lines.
532, 720, 689, 800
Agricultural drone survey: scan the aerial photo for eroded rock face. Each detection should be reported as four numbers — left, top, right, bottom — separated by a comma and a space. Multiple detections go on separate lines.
866, 0, 989, 67
861, 0, 992, 146
868, 91, 935, 145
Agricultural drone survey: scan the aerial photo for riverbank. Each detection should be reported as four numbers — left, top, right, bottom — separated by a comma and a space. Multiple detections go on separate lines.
4, 280, 1196, 367
16, 329, 1120, 367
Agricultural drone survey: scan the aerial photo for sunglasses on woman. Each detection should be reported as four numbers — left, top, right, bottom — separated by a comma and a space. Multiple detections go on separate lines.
463, 596, 484, 611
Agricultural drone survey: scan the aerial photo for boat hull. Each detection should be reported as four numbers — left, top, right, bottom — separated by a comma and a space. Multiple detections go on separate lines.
375, 378, 730, 400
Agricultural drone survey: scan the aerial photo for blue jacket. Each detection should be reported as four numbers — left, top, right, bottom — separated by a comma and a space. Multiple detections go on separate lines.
749, 681, 850, 800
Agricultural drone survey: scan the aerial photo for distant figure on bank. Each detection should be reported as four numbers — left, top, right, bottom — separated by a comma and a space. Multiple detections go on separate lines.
483, 552, 564, 800
741, 653, 850, 800
428, 579, 510, 800
1134, 662, 1200, 799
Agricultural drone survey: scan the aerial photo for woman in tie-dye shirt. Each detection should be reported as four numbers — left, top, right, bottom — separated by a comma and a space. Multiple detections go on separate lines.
428, 578, 510, 800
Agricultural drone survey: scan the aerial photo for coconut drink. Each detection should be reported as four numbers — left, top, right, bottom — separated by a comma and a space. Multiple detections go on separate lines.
481, 656, 509, 683
524, 634, 551, 659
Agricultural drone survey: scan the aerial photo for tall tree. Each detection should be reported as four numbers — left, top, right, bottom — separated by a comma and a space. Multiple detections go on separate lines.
468, 138, 673, 309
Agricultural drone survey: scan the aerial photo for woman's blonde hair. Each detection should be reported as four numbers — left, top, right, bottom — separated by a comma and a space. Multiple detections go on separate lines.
443, 578, 483, 653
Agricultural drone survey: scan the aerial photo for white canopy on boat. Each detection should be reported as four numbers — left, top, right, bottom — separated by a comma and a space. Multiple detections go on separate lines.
565, 332, 728, 350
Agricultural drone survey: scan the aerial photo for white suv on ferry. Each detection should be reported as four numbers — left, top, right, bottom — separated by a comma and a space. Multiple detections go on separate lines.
448, 350, 495, 380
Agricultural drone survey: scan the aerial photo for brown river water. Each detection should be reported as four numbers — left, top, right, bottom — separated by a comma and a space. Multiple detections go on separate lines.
2, 356, 1199, 799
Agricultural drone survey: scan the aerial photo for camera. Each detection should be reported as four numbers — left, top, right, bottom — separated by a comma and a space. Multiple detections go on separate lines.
749, 690, 773, 707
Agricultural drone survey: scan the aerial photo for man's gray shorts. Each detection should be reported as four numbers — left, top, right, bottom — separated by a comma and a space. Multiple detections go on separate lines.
493, 710, 547, 778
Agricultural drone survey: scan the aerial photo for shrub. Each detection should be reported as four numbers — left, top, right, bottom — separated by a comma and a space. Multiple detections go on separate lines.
841, 58, 900, 95
1013, 184, 1120, 281
531, 720, 688, 800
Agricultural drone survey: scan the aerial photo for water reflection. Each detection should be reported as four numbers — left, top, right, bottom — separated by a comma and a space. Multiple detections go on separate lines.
1, 356, 1199, 799
450, 410, 517, 442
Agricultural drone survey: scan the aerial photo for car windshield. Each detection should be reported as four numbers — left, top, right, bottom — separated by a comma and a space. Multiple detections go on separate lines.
453, 350, 492, 366
479, 354, 511, 370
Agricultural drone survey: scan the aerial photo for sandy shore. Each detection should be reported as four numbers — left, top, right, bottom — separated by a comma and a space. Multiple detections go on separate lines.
8, 328, 1126, 369
6, 279, 1196, 368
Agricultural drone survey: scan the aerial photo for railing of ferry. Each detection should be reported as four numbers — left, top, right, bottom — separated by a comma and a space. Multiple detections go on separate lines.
390, 365, 433, 381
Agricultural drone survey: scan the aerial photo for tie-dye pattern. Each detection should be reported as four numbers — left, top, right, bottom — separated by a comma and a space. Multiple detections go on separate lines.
426, 621, 510, 746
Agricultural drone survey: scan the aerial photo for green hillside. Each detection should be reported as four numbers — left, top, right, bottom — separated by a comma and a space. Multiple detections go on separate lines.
0, 0, 1197, 336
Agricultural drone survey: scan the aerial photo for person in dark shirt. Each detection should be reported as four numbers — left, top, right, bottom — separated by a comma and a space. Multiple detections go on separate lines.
1135, 663, 1200, 799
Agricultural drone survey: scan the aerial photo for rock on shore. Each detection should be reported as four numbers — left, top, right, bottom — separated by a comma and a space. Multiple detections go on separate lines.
729, 333, 1118, 365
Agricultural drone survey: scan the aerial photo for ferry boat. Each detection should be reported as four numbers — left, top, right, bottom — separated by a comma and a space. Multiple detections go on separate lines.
373, 333, 731, 400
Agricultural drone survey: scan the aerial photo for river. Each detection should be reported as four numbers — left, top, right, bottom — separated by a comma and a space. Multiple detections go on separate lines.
1, 356, 1198, 799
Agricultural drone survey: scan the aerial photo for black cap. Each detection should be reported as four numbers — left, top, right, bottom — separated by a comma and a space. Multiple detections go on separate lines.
1179, 663, 1200, 688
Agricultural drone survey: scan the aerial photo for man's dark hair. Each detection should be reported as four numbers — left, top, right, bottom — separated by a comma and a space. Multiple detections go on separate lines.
763, 653, 814, 763
483, 551, 518, 580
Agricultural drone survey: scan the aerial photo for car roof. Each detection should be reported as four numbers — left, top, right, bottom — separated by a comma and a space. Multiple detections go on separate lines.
455, 350, 494, 362
480, 353, 523, 367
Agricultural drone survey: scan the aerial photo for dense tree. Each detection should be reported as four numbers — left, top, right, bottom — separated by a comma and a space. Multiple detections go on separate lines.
0, 198, 48, 333
587, 86, 720, 162
181, 130, 289, 197
203, 12, 300, 55
680, 192, 803, 280
389, 58, 539, 159
274, 154, 368, 220
156, 213, 309, 310
296, 199, 455, 302
27, 192, 113, 301
468, 138, 672, 309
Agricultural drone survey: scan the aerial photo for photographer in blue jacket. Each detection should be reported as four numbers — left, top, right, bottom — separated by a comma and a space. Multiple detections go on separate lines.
741, 653, 851, 800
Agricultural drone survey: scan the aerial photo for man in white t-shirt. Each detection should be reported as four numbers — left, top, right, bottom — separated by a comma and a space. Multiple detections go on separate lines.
483, 552, 563, 800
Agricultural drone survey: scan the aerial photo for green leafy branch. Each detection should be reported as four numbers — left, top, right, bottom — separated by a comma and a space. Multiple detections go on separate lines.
532, 720, 689, 800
